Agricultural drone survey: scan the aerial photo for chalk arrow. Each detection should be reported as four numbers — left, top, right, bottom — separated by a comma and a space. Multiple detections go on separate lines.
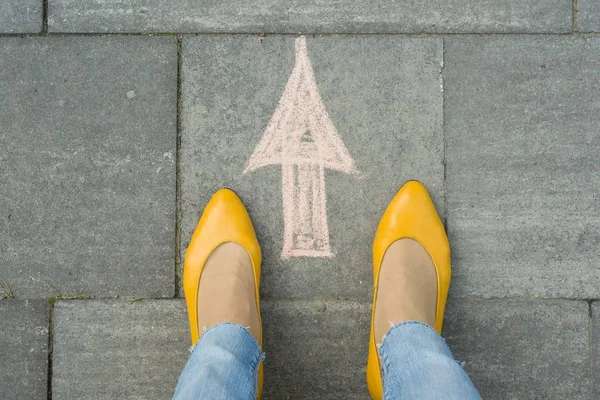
244, 36, 358, 259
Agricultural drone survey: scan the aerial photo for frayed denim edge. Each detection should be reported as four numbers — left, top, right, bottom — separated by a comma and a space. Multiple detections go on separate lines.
378, 320, 437, 351
249, 343, 265, 399
378, 320, 465, 369
189, 323, 265, 359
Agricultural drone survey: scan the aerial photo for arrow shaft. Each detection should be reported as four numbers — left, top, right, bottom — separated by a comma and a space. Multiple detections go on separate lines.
281, 163, 332, 259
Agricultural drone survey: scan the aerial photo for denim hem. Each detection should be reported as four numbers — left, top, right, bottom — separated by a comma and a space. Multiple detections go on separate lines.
199, 323, 265, 364
190, 322, 262, 350
379, 320, 438, 352
249, 345, 264, 399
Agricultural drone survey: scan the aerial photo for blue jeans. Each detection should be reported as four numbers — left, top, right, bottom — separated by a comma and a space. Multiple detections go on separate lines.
173, 321, 480, 399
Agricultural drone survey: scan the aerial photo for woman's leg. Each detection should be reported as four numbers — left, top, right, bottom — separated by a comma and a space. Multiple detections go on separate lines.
379, 321, 480, 399
176, 188, 264, 400
173, 323, 263, 400
373, 226, 481, 399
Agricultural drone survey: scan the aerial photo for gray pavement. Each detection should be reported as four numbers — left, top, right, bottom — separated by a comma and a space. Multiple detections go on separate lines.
0, 300, 49, 399
580, 0, 600, 32
52, 300, 188, 399
446, 36, 600, 299
0, 37, 177, 299
1, 2, 599, 399
47, 0, 572, 34
0, 1, 41, 33
444, 299, 590, 399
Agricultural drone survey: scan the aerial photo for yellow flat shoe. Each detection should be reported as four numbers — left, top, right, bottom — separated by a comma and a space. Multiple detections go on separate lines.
366, 181, 451, 400
184, 188, 264, 399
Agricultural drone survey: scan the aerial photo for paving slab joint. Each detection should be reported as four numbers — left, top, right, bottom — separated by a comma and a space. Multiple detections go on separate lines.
573, 0, 580, 32
175, 36, 183, 297
42, 0, 48, 34
589, 300, 595, 399
47, 298, 55, 400
3, 32, 600, 39
4, 32, 600, 40
441, 38, 447, 228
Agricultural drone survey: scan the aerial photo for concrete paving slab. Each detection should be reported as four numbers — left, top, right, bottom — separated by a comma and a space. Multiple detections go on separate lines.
445, 37, 600, 298
261, 299, 370, 399
52, 300, 188, 399
444, 299, 590, 399
48, 0, 572, 34
181, 36, 444, 300
0, 300, 49, 400
0, 0, 42, 33
579, 0, 600, 32
0, 37, 177, 298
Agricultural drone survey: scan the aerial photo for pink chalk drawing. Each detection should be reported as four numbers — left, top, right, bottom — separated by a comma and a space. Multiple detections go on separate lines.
244, 36, 358, 259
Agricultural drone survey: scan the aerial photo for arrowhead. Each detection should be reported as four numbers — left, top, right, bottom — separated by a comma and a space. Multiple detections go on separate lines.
245, 37, 358, 175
